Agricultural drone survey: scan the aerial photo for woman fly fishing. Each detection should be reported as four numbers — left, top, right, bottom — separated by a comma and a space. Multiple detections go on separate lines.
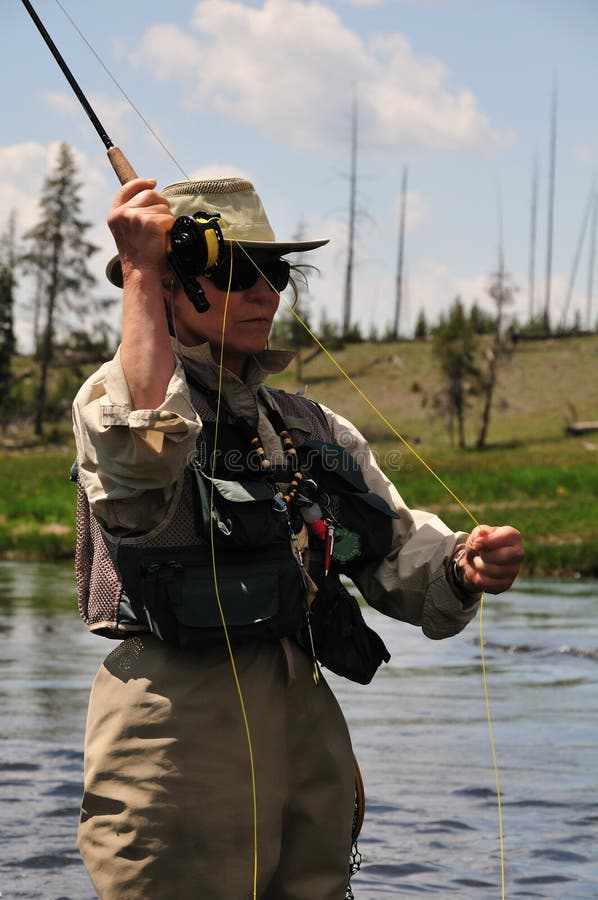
72, 175, 523, 900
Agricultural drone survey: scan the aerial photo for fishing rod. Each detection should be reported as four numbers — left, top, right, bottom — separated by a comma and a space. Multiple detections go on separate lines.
20, 0, 137, 185
20, 0, 223, 312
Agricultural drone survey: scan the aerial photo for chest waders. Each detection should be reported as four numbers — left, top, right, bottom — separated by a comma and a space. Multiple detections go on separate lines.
74, 386, 397, 897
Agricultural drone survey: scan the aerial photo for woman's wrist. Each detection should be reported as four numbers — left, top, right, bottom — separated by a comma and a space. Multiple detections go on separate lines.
447, 547, 479, 605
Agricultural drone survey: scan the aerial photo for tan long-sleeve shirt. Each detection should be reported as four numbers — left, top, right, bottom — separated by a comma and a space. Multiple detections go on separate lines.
72, 341, 479, 639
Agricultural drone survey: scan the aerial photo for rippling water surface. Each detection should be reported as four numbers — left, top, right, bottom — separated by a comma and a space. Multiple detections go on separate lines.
0, 561, 596, 898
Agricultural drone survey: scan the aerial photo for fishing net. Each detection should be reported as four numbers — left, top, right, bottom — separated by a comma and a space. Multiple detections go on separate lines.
345, 786, 363, 899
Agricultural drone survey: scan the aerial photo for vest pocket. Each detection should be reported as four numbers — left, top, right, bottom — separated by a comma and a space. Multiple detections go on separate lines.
118, 544, 305, 648
168, 559, 281, 648
192, 463, 290, 549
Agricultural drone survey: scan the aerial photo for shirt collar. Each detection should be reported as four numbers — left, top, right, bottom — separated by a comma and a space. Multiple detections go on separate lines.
174, 340, 294, 395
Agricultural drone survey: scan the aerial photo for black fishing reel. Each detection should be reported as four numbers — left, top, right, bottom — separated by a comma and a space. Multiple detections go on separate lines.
167, 211, 224, 312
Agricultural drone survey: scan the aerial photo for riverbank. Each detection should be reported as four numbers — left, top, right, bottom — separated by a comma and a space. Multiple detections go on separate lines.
1, 440, 595, 577
1, 334, 596, 576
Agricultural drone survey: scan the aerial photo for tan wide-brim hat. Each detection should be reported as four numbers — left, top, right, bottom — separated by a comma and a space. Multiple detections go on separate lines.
106, 176, 329, 287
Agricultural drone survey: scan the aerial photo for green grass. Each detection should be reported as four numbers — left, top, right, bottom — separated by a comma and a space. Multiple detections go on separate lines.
1, 334, 597, 575
0, 449, 77, 559
376, 448, 598, 577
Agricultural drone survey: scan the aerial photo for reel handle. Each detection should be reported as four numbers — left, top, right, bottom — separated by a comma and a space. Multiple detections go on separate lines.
107, 147, 139, 185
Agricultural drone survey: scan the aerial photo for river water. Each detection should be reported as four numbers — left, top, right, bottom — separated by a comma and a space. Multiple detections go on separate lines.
0, 561, 596, 899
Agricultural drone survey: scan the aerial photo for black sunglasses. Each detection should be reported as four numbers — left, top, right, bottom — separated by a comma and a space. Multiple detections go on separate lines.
205, 252, 291, 293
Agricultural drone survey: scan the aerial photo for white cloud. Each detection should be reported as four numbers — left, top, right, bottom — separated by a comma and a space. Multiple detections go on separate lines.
0, 141, 109, 230
409, 259, 465, 319
129, 24, 202, 82
87, 94, 132, 142
129, 0, 511, 156
341, 0, 383, 6
186, 163, 256, 183
0, 142, 56, 231
41, 92, 79, 116
337, 0, 453, 5
0, 142, 48, 178
365, 33, 509, 152
39, 89, 134, 150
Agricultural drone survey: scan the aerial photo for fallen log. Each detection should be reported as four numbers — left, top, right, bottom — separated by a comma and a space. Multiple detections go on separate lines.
566, 421, 598, 436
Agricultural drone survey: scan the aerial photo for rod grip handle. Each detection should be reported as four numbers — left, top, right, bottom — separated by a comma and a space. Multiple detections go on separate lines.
107, 147, 139, 185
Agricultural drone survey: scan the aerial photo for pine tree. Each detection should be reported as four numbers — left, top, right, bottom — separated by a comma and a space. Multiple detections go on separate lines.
469, 301, 495, 334
0, 212, 17, 431
414, 309, 428, 340
21, 143, 99, 435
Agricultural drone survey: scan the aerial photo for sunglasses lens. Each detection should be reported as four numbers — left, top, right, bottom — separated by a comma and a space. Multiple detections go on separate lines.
261, 260, 290, 292
207, 255, 290, 293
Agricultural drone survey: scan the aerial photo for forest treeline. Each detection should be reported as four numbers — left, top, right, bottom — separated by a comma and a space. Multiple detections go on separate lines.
1, 142, 594, 449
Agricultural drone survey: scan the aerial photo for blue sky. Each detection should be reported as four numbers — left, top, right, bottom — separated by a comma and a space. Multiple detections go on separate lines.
3, 0, 597, 349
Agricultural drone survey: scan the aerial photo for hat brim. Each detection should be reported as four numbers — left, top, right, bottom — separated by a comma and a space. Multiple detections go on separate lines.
105, 238, 329, 288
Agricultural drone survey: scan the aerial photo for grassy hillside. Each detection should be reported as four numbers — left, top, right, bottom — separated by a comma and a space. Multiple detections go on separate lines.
1, 333, 597, 575
269, 333, 598, 450
273, 332, 598, 577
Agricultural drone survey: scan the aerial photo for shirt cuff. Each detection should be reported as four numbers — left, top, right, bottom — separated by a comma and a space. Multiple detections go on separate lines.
99, 352, 200, 439
445, 545, 482, 607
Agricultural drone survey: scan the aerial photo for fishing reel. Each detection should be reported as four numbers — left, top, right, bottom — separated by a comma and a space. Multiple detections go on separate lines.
167, 211, 224, 313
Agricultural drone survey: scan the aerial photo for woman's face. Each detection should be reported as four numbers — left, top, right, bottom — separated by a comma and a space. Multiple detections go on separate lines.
170, 273, 281, 377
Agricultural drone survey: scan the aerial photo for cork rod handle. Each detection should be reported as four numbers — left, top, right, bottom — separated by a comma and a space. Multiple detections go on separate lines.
107, 147, 139, 185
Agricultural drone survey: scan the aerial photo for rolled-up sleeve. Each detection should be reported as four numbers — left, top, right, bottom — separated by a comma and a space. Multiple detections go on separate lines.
318, 405, 480, 639
72, 347, 202, 534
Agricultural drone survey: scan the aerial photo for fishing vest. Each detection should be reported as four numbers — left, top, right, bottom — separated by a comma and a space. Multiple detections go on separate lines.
75, 384, 394, 682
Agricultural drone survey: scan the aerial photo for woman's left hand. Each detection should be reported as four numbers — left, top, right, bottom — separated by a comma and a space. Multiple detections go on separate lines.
458, 524, 524, 595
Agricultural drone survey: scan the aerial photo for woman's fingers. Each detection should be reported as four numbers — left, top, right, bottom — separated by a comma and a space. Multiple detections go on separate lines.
462, 524, 524, 594
107, 177, 174, 275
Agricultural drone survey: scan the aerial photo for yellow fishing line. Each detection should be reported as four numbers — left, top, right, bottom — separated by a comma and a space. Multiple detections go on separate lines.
239, 246, 506, 898
479, 598, 505, 899
209, 244, 259, 900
